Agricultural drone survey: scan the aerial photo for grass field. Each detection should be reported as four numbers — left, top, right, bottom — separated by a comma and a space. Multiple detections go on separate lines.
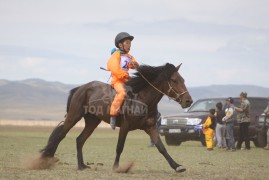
0, 125, 268, 180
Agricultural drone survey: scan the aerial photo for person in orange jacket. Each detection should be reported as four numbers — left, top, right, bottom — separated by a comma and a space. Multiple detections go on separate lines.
202, 108, 216, 150
107, 32, 139, 129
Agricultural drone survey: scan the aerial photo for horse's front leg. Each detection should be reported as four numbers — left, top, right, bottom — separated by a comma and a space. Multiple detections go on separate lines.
113, 123, 129, 170
145, 127, 186, 173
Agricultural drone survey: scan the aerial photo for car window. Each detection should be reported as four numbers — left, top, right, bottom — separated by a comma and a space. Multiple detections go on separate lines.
188, 98, 267, 113
249, 98, 268, 111
188, 99, 225, 112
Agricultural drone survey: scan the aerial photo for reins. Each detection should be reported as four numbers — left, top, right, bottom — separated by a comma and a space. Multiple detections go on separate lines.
134, 65, 187, 103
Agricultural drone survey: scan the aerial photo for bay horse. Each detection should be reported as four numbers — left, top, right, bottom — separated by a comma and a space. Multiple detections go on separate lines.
40, 63, 193, 172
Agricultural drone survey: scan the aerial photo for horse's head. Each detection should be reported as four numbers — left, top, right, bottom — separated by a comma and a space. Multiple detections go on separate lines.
165, 63, 193, 108
126, 63, 193, 108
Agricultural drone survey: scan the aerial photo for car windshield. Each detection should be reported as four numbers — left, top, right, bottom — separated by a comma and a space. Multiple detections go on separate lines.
188, 99, 225, 112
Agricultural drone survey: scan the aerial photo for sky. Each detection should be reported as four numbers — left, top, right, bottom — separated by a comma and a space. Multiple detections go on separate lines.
0, 0, 269, 88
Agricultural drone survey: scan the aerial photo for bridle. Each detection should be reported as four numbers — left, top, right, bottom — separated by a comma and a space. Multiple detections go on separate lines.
136, 69, 188, 103
167, 82, 188, 103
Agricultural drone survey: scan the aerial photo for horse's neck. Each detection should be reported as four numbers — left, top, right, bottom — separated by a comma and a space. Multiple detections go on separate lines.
138, 86, 164, 108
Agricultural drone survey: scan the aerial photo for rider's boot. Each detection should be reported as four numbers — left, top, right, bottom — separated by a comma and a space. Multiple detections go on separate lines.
110, 116, 117, 130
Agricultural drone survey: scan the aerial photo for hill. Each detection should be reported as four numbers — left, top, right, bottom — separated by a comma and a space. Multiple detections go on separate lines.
0, 79, 75, 120
0, 79, 268, 120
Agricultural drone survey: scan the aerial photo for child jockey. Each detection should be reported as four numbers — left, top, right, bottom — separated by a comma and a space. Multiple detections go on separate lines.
107, 32, 139, 130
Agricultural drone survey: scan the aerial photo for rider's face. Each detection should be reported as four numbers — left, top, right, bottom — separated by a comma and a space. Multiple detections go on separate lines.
119, 39, 131, 53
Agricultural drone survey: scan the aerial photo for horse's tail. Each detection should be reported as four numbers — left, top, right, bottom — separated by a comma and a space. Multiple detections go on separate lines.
66, 86, 80, 113
40, 121, 64, 157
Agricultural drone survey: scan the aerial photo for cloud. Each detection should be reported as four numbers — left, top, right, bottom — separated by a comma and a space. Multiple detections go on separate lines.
1, 0, 269, 29
0, 45, 90, 60
0, 0, 269, 88
19, 57, 47, 73
218, 35, 269, 53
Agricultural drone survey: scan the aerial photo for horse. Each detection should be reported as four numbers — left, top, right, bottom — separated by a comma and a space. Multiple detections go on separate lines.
40, 63, 193, 172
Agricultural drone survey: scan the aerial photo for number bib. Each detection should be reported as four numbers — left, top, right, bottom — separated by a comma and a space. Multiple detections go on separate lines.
120, 55, 132, 71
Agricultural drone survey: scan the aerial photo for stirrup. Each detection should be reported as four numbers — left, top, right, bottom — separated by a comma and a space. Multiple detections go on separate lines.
110, 117, 117, 130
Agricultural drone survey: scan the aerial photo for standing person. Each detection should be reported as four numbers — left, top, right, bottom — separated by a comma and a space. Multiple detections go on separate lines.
264, 96, 269, 150
202, 108, 216, 151
215, 102, 227, 149
222, 97, 236, 151
107, 32, 139, 130
233, 92, 251, 150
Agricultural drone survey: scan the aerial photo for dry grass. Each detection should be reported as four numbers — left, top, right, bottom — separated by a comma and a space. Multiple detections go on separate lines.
0, 125, 268, 180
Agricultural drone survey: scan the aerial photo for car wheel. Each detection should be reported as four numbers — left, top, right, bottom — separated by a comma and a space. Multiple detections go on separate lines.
253, 130, 267, 147
165, 135, 182, 146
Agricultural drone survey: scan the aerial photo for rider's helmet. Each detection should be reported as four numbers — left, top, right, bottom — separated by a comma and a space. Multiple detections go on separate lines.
115, 32, 134, 48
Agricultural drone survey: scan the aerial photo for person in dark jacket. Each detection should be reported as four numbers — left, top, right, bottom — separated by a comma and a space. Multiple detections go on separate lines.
215, 102, 227, 149
263, 96, 269, 150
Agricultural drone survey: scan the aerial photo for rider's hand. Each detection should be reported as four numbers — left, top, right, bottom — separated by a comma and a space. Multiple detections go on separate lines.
123, 75, 129, 82
128, 61, 139, 69
120, 72, 129, 82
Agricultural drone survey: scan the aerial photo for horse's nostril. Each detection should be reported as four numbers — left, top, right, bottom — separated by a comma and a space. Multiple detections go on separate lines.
186, 100, 193, 105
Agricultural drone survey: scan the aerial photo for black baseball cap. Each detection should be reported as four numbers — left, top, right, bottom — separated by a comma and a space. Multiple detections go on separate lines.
226, 97, 234, 103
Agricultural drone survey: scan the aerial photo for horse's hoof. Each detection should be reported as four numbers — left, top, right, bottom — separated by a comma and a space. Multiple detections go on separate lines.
176, 166, 186, 173
112, 164, 119, 171
52, 157, 59, 163
78, 164, 91, 170
113, 162, 134, 173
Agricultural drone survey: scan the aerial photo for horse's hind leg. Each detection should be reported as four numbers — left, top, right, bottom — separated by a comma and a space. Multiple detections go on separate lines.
77, 114, 101, 170
41, 111, 84, 158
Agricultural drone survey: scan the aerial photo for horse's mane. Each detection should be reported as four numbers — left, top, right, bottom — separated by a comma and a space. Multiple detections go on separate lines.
125, 63, 177, 93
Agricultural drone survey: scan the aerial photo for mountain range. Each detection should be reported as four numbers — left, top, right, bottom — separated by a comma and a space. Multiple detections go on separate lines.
0, 79, 268, 120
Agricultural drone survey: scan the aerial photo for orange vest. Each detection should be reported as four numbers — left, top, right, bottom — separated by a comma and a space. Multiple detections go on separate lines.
107, 50, 139, 86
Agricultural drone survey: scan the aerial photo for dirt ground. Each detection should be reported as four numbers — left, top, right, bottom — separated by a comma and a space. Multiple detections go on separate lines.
0, 125, 268, 180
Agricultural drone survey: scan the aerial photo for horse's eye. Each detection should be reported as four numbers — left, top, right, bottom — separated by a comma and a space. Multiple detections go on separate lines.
171, 79, 177, 83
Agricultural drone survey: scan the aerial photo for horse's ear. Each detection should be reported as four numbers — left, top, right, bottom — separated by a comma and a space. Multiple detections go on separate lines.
176, 63, 182, 71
